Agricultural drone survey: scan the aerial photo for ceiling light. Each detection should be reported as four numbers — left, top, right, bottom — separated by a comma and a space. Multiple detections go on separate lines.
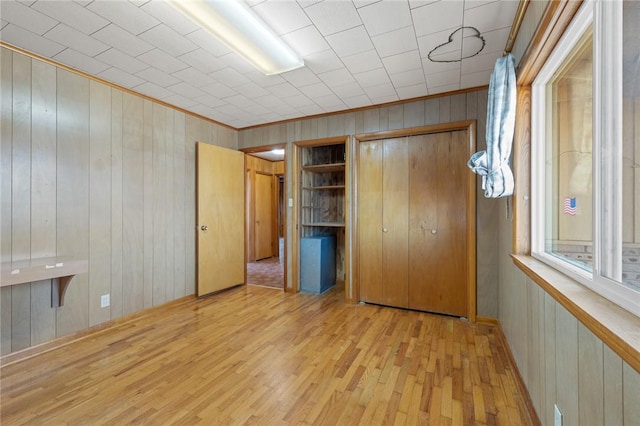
271, 148, 285, 155
167, 0, 304, 75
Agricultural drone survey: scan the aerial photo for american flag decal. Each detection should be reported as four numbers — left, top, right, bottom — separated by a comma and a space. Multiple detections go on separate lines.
563, 197, 577, 215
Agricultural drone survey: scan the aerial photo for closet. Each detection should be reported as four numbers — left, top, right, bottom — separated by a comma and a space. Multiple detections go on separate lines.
357, 123, 476, 318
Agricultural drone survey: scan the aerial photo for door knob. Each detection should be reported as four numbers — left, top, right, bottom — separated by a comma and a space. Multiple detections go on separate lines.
201, 225, 208, 231
382, 227, 388, 233
431, 229, 437, 234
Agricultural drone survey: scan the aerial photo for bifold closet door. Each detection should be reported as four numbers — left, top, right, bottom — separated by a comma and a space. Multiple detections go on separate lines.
408, 131, 468, 316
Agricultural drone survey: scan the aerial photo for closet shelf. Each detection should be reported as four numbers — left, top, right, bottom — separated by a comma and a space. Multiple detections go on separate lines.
302, 185, 345, 190
302, 163, 345, 173
302, 222, 345, 228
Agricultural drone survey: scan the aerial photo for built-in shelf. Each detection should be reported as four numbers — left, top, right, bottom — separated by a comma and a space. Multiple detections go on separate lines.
302, 185, 345, 190
302, 222, 345, 228
302, 163, 345, 173
0, 257, 88, 307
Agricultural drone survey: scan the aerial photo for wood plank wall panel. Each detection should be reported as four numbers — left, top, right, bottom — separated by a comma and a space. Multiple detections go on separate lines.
0, 48, 12, 353
56, 69, 90, 337
0, 47, 237, 355
88, 81, 112, 327
30, 60, 57, 344
238, 88, 496, 317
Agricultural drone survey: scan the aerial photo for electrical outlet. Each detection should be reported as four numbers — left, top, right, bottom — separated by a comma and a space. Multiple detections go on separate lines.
100, 294, 110, 308
554, 404, 563, 426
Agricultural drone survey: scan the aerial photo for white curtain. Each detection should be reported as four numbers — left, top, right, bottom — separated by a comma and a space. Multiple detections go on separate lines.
468, 53, 516, 198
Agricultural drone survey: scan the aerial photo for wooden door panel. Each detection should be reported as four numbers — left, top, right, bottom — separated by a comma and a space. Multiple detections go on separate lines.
197, 143, 245, 297
255, 172, 273, 260
358, 141, 383, 304
382, 138, 409, 307
408, 134, 439, 311
433, 130, 468, 316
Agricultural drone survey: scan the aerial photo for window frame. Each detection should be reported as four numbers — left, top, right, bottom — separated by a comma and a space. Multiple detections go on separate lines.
531, 0, 639, 317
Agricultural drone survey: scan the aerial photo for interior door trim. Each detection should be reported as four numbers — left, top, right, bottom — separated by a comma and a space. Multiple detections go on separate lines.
353, 120, 477, 321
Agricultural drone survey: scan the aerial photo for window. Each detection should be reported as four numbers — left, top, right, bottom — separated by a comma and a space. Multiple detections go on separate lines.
532, 0, 640, 317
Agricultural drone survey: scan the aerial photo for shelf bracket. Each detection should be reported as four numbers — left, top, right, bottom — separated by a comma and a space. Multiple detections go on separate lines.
51, 275, 74, 308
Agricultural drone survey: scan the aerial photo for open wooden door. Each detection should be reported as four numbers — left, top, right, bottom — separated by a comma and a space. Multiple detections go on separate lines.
254, 172, 273, 260
197, 143, 245, 297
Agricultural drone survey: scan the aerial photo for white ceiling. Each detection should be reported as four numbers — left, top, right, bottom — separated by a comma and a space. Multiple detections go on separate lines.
0, 0, 519, 129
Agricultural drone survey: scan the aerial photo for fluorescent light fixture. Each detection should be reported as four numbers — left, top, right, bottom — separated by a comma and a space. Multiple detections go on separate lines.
271, 148, 285, 156
167, 0, 304, 75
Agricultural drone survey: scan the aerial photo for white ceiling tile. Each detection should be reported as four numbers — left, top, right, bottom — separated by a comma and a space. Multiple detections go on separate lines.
326, 25, 373, 57
53, 48, 110, 75
44, 23, 109, 57
283, 94, 315, 108
354, 67, 390, 88
1, 20, 8, 30
163, 93, 201, 109
0, 1, 57, 35
422, 57, 461, 75
172, 67, 215, 87
358, 0, 412, 36
178, 49, 226, 74
139, 1, 199, 35
242, 103, 271, 116
464, 0, 496, 10
218, 52, 256, 74
267, 82, 302, 98
342, 49, 383, 75
139, 24, 197, 57
186, 29, 233, 57
254, 95, 283, 108
193, 94, 226, 109
137, 48, 188, 74
318, 68, 356, 87
389, 68, 425, 88
363, 82, 397, 99
136, 67, 180, 87
304, 49, 343, 74
382, 50, 422, 75
473, 26, 511, 55
97, 67, 145, 88
343, 94, 372, 109
370, 93, 399, 105
92, 24, 154, 57
411, 1, 463, 37
243, 70, 287, 88
460, 69, 492, 88
408, 0, 439, 9
461, 52, 498, 76
225, 94, 254, 108
299, 82, 333, 98
298, 0, 323, 8
95, 48, 148, 74
304, 1, 362, 36
234, 82, 270, 98
429, 82, 460, 94
418, 28, 462, 61
251, 1, 310, 35
201, 82, 238, 98
396, 83, 429, 99
354, 0, 381, 8
0, 24, 65, 57
167, 82, 206, 99
426, 68, 460, 88
463, 0, 519, 33
331, 83, 365, 98
281, 25, 329, 57
283, 67, 321, 87
31, 1, 108, 35
134, 82, 174, 99
372, 26, 418, 58
210, 67, 251, 87
297, 104, 325, 116
86, 1, 160, 35
314, 93, 346, 110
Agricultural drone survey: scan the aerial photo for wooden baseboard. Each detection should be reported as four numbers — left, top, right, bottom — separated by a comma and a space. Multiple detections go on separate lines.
476, 316, 499, 326
0, 295, 195, 368
493, 320, 542, 426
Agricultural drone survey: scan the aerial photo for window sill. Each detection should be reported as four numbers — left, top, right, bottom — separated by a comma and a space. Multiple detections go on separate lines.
511, 254, 640, 373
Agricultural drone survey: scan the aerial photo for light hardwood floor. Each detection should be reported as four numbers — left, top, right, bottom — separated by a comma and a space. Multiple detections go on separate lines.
0, 285, 534, 425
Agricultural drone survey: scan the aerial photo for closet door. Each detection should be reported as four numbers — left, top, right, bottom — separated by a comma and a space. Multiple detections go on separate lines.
381, 138, 409, 307
408, 131, 469, 316
358, 141, 383, 303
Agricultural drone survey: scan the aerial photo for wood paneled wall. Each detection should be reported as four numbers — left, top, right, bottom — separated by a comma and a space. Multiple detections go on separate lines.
238, 90, 499, 317
497, 197, 640, 425
0, 47, 237, 355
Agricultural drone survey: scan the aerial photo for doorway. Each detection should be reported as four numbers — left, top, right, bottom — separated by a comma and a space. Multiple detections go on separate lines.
242, 145, 286, 290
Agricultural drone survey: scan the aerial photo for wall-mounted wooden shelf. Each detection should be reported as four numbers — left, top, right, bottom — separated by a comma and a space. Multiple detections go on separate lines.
0, 257, 88, 307
302, 163, 345, 173
302, 185, 346, 190
302, 222, 345, 228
